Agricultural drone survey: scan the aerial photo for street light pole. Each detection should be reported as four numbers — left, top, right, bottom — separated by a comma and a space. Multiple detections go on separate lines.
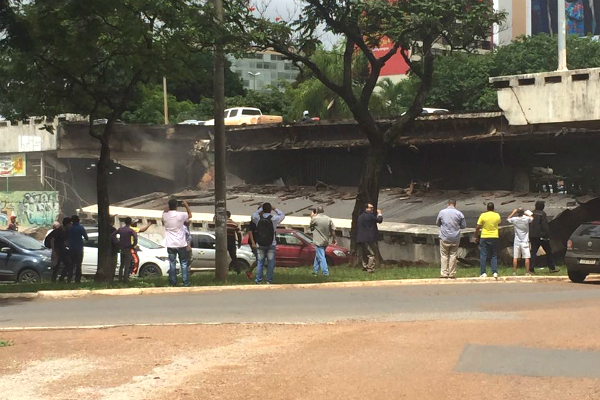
557, 0, 567, 71
213, 0, 228, 282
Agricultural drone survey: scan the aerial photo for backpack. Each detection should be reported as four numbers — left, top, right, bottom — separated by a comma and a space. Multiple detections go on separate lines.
255, 214, 274, 246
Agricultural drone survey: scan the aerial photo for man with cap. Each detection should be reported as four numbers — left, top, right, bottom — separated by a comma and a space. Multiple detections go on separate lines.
507, 208, 534, 276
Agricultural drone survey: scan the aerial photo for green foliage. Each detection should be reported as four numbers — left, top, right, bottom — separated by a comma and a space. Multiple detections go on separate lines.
122, 84, 196, 125
0, 340, 12, 347
403, 34, 600, 113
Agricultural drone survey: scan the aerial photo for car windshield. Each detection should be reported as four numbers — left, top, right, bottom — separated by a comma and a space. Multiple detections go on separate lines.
294, 231, 313, 243
138, 236, 162, 249
7, 234, 46, 250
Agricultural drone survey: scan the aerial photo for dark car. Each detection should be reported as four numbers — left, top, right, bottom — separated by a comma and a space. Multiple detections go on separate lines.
0, 231, 53, 283
242, 228, 350, 267
565, 221, 600, 283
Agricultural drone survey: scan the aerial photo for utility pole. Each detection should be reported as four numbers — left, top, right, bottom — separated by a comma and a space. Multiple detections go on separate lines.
213, 0, 228, 282
163, 76, 169, 125
557, 0, 567, 71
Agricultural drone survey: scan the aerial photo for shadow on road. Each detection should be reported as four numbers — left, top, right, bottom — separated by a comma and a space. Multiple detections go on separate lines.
0, 297, 34, 308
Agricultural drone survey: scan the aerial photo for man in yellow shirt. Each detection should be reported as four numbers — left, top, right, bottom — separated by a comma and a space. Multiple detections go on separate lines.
475, 202, 501, 279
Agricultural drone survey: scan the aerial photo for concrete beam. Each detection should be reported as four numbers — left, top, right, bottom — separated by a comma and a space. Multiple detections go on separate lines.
490, 68, 600, 125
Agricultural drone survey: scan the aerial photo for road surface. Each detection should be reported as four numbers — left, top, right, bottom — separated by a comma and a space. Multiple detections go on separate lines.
1, 281, 599, 400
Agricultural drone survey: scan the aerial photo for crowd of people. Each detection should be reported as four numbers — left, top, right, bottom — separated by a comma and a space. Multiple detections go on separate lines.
41, 195, 559, 286
436, 199, 558, 280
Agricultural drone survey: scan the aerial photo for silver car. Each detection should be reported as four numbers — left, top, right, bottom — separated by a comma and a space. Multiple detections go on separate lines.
189, 231, 255, 272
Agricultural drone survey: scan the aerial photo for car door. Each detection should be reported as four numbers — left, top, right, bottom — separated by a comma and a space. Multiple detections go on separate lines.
0, 238, 17, 280
190, 233, 216, 269
82, 237, 101, 276
275, 232, 305, 266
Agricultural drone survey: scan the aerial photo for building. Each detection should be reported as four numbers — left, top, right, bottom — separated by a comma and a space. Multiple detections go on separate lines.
228, 50, 301, 92
494, 0, 600, 46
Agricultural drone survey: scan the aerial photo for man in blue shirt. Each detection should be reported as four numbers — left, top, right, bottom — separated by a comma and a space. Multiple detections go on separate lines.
436, 199, 466, 279
67, 215, 88, 283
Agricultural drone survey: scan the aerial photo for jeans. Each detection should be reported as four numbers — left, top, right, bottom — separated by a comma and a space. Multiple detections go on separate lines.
64, 248, 83, 283
256, 245, 276, 283
313, 246, 329, 275
479, 238, 499, 275
168, 247, 189, 286
440, 240, 459, 278
119, 248, 133, 282
227, 236, 240, 273
530, 238, 555, 271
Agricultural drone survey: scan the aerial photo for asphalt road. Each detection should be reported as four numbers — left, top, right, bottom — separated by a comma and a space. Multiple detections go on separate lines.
1, 281, 599, 328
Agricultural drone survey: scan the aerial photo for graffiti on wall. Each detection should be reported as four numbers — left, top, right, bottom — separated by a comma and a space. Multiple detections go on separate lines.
532, 0, 600, 36
0, 191, 60, 228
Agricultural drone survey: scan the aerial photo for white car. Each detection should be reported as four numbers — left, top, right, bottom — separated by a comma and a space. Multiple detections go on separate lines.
178, 119, 206, 125
189, 231, 256, 272
82, 233, 171, 278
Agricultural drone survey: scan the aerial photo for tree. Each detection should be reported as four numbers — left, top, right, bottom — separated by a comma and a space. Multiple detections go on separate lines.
241, 0, 504, 249
0, 0, 214, 281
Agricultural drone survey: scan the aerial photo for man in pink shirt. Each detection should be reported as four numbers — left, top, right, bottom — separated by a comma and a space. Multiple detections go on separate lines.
163, 198, 192, 286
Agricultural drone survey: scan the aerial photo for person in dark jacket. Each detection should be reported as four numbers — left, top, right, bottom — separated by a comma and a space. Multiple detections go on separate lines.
113, 217, 137, 282
55, 217, 73, 283
67, 215, 88, 283
356, 203, 383, 272
529, 200, 559, 273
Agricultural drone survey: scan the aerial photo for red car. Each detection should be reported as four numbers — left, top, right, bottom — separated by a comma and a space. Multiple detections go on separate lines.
242, 228, 350, 267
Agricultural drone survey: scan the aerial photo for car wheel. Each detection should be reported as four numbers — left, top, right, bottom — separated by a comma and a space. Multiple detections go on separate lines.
568, 270, 587, 283
18, 268, 41, 284
139, 263, 162, 278
326, 256, 333, 267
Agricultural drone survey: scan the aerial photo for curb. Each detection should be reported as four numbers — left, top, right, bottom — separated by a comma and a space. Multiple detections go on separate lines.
0, 276, 569, 300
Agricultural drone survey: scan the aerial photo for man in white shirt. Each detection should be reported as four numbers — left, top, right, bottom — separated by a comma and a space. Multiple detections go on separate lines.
163, 198, 192, 286
251, 202, 285, 284
507, 207, 533, 276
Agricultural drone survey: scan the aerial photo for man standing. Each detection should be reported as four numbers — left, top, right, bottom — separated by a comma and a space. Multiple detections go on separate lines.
226, 211, 242, 274
529, 200, 559, 273
356, 203, 383, 273
252, 203, 285, 284
114, 217, 137, 282
68, 215, 88, 283
163, 199, 192, 286
436, 199, 466, 279
57, 217, 73, 283
507, 208, 534, 276
310, 206, 336, 276
130, 219, 153, 276
245, 206, 262, 280
475, 202, 501, 279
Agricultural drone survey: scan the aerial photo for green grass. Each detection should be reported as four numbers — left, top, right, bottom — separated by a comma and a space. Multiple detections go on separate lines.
0, 340, 12, 347
0, 264, 567, 294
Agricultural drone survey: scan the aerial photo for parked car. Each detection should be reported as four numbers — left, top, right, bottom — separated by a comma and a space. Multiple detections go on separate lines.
82, 232, 171, 278
178, 120, 206, 125
189, 231, 256, 272
0, 231, 52, 283
565, 221, 600, 283
241, 228, 350, 267
204, 107, 283, 126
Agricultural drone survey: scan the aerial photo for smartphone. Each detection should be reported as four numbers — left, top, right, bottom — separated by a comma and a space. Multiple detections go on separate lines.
177, 200, 184, 207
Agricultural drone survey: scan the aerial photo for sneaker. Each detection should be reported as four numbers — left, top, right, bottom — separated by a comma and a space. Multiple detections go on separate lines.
549, 268, 560, 273
245, 271, 253, 280
448, 276, 456, 280
526, 273, 531, 276
480, 273, 487, 278
493, 272, 498, 279
513, 272, 517, 276
367, 268, 375, 273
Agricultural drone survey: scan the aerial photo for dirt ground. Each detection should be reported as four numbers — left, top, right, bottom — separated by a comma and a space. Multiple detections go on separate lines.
1, 296, 600, 400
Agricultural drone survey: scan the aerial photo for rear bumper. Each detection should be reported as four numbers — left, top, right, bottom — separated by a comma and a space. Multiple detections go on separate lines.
565, 254, 600, 273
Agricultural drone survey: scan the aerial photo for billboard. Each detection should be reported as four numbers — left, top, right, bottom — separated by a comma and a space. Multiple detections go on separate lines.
372, 37, 411, 77
532, 0, 600, 36
0, 155, 26, 177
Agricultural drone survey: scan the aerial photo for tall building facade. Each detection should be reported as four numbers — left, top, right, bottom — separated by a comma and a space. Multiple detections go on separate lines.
228, 50, 300, 92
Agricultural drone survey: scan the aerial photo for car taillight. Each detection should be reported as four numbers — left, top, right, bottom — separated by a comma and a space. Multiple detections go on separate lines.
567, 239, 573, 250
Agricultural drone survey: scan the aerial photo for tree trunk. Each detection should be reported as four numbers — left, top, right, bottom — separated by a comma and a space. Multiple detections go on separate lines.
94, 133, 114, 282
350, 141, 389, 256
